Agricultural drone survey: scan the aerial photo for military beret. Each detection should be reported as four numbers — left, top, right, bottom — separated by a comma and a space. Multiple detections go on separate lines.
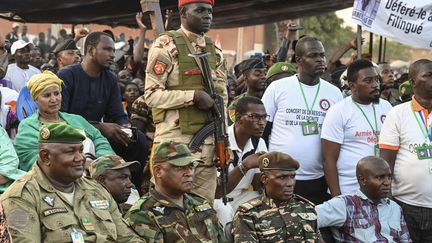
54, 39, 78, 56
259, 151, 300, 171
239, 58, 266, 75
89, 154, 140, 178
179, 0, 214, 7
265, 62, 296, 79
152, 141, 201, 166
399, 80, 413, 100
39, 123, 86, 144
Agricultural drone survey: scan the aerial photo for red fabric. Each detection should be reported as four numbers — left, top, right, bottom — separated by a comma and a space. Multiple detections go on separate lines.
178, 0, 214, 7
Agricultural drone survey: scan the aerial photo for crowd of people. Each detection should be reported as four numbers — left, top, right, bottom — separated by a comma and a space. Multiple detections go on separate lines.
0, 0, 430, 242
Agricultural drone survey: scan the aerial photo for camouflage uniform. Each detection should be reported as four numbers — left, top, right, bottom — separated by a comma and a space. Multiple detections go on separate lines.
233, 194, 321, 243
126, 189, 225, 243
0, 164, 144, 243
138, 26, 227, 201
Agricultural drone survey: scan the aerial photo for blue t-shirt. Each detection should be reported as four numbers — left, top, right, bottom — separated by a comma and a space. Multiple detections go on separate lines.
58, 64, 128, 125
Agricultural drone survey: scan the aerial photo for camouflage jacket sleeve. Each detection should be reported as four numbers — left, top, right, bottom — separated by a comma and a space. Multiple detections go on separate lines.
232, 209, 260, 243
143, 34, 195, 110
125, 198, 164, 243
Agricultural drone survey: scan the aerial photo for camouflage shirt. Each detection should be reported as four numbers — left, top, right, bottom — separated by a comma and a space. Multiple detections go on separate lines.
233, 194, 321, 243
126, 189, 226, 243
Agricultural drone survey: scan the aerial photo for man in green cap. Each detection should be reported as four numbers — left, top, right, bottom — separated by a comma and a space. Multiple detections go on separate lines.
232, 151, 322, 242
126, 141, 226, 243
1, 123, 143, 242
89, 155, 141, 212
265, 61, 296, 85
227, 57, 267, 125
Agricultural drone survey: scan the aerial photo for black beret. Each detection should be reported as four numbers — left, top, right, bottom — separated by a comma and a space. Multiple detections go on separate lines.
54, 39, 78, 55
239, 57, 266, 74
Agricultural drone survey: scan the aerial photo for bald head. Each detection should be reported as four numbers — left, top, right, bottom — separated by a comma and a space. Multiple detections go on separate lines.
356, 156, 388, 178
356, 156, 392, 202
295, 36, 322, 57
409, 59, 431, 80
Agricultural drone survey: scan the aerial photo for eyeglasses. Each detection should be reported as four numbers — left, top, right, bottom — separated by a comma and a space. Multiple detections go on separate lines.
242, 113, 269, 122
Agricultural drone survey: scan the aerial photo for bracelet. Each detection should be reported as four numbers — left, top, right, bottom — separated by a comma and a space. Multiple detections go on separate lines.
238, 163, 248, 176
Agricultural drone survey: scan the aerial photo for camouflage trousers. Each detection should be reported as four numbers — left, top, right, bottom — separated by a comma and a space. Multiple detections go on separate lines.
191, 144, 217, 203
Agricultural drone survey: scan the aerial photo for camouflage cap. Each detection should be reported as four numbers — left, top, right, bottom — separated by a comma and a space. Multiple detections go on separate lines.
265, 62, 296, 79
152, 141, 200, 166
39, 123, 85, 144
89, 154, 140, 178
259, 151, 300, 172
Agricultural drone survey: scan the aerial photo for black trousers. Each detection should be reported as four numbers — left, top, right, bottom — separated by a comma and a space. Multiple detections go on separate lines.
395, 199, 432, 243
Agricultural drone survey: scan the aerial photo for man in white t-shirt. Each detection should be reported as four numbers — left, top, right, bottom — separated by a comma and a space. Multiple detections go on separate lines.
379, 59, 432, 242
321, 59, 392, 196
262, 36, 343, 205
214, 96, 267, 227
4, 40, 41, 92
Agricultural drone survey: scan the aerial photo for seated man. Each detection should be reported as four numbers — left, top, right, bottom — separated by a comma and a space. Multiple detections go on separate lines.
126, 141, 226, 242
1, 123, 143, 242
316, 156, 411, 242
233, 151, 322, 242
89, 154, 141, 213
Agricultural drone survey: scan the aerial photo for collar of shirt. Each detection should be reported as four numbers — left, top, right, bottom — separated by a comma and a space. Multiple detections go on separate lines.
150, 188, 200, 210
355, 189, 390, 205
180, 25, 206, 51
228, 124, 254, 154
412, 95, 430, 119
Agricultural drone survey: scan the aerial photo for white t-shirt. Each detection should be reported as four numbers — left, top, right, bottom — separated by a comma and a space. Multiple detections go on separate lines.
214, 124, 267, 226
0, 87, 18, 105
4, 63, 41, 92
321, 96, 392, 194
379, 100, 432, 208
262, 76, 343, 180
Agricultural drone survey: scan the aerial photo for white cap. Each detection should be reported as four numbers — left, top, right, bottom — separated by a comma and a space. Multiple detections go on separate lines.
11, 40, 34, 55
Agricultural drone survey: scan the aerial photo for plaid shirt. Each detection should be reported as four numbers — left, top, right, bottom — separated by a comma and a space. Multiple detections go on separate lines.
316, 190, 411, 242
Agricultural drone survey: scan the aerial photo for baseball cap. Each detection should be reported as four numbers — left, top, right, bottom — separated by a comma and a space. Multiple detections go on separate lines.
89, 154, 140, 178
11, 40, 34, 55
152, 141, 202, 166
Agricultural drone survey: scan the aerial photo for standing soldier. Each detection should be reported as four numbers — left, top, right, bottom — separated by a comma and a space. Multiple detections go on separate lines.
125, 141, 226, 242
135, 0, 227, 201
1, 123, 143, 243
233, 151, 322, 242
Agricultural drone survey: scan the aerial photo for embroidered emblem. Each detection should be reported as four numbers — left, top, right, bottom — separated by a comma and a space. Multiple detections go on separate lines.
281, 65, 289, 71
261, 220, 271, 228
153, 206, 165, 214
80, 217, 95, 231
43, 208, 68, 216
42, 195, 55, 207
89, 200, 110, 210
153, 61, 167, 75
319, 99, 331, 111
196, 203, 212, 212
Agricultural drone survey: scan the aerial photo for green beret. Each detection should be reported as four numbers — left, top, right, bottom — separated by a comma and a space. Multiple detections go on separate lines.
39, 123, 86, 144
152, 141, 201, 166
259, 151, 300, 171
399, 80, 413, 100
89, 154, 140, 178
239, 58, 266, 74
266, 62, 296, 79
54, 39, 78, 56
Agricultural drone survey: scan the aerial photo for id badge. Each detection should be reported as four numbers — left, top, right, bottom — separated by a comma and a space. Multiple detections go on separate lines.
415, 144, 432, 160
301, 121, 319, 136
71, 231, 85, 243
374, 144, 380, 157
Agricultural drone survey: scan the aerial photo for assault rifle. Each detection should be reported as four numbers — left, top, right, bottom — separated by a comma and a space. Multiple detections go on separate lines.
188, 52, 232, 205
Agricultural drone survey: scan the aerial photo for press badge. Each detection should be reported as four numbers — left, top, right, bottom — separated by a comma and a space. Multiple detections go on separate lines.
415, 144, 432, 160
301, 121, 319, 136
71, 231, 85, 243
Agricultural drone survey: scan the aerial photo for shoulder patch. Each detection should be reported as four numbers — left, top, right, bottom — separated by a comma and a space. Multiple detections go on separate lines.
129, 196, 150, 212
238, 198, 263, 212
294, 194, 315, 207
152, 60, 167, 75
157, 35, 173, 46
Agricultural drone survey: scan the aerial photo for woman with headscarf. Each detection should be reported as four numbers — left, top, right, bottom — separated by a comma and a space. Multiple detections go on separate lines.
13, 71, 114, 172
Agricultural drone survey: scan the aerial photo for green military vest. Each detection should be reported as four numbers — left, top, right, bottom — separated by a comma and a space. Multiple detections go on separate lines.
152, 30, 219, 135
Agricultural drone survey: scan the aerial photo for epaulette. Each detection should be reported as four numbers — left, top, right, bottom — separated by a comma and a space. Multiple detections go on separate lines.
129, 195, 150, 212
238, 198, 263, 212
1, 174, 32, 198
188, 191, 208, 202
294, 194, 315, 207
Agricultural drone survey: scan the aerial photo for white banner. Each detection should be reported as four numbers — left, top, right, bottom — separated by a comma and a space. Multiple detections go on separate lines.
352, 0, 432, 49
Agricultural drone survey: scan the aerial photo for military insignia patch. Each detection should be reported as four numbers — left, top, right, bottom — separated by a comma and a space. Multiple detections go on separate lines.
228, 109, 236, 123
262, 158, 270, 167
153, 61, 167, 75
40, 127, 50, 140
42, 195, 55, 207
80, 217, 95, 231
89, 200, 110, 210
196, 203, 212, 212
153, 206, 165, 214
43, 208, 68, 216
281, 65, 289, 71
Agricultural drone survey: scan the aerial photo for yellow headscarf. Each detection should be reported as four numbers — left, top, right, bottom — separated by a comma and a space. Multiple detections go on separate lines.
27, 70, 63, 101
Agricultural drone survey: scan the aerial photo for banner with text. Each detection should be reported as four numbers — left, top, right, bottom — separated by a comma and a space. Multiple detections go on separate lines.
352, 0, 432, 49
